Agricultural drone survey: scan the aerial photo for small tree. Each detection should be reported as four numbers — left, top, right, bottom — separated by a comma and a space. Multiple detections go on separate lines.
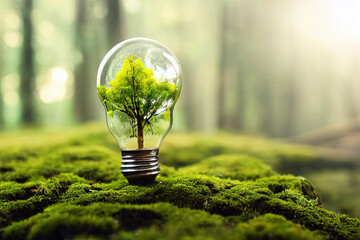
97, 55, 178, 149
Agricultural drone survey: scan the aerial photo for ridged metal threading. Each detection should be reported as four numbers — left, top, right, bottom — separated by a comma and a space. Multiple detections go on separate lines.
121, 149, 160, 185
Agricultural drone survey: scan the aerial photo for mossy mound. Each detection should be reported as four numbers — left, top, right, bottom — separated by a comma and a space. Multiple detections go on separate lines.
0, 123, 359, 240
3, 203, 321, 240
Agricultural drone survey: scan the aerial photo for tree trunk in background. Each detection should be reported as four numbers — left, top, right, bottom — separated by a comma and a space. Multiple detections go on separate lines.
232, 0, 250, 131
181, 60, 197, 130
217, 0, 228, 129
0, 18, 3, 129
20, 0, 36, 125
283, 76, 297, 136
258, 2, 274, 136
345, 83, 358, 120
74, 0, 92, 122
283, 4, 298, 137
0, 47, 3, 129
74, 0, 123, 123
234, 67, 245, 129
106, 0, 123, 48
345, 53, 360, 120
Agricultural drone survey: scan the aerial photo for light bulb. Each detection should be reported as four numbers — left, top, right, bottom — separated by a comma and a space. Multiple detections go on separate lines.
96, 38, 182, 185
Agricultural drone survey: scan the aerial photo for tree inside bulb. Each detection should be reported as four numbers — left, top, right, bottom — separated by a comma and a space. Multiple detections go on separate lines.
96, 38, 182, 185
97, 55, 179, 150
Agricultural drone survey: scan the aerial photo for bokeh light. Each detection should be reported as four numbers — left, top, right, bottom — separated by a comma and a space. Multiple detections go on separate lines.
51, 67, 68, 83
39, 67, 69, 104
3, 91, 19, 106
3, 31, 21, 48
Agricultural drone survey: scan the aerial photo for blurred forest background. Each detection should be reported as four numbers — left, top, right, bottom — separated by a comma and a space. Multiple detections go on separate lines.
1, 0, 360, 139
0, 0, 360, 218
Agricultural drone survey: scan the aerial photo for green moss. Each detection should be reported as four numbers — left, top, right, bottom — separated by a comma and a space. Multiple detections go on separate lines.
3, 203, 320, 240
235, 214, 322, 240
160, 132, 317, 170
57, 174, 359, 239
0, 173, 87, 227
178, 154, 275, 180
54, 145, 116, 162
0, 124, 359, 239
0, 182, 36, 201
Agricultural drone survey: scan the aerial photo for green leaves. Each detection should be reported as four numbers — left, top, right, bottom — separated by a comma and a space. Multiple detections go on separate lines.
97, 55, 178, 148
98, 55, 177, 122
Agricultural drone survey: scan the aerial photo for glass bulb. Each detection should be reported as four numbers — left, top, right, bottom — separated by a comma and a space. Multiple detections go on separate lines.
96, 37, 182, 184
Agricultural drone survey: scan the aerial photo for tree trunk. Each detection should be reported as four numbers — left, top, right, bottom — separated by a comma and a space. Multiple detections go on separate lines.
0, 29, 3, 129
106, 0, 123, 48
74, 0, 92, 122
217, 0, 228, 129
137, 120, 144, 149
20, 0, 36, 125
181, 61, 197, 130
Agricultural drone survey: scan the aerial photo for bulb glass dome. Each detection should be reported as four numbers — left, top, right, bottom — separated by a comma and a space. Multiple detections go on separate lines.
97, 37, 182, 150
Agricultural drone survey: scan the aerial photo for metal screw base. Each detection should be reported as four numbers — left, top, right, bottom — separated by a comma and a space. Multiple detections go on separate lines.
121, 149, 160, 185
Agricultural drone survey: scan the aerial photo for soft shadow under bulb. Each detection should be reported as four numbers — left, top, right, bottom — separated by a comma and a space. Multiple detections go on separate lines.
96, 37, 182, 185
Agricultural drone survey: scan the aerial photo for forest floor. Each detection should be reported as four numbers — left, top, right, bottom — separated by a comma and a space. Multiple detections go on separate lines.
0, 123, 359, 240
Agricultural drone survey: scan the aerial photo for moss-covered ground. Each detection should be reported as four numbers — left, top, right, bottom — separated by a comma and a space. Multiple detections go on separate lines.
0, 123, 359, 240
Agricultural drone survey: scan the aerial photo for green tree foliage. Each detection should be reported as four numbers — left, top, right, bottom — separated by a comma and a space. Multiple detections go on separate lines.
97, 55, 178, 149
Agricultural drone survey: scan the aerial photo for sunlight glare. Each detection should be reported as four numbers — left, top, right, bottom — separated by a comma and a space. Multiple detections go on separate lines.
329, 0, 360, 40
39, 68, 69, 103
123, 0, 140, 14
51, 67, 68, 83
1, 74, 19, 91
3, 31, 21, 48
4, 12, 20, 29
39, 84, 67, 104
